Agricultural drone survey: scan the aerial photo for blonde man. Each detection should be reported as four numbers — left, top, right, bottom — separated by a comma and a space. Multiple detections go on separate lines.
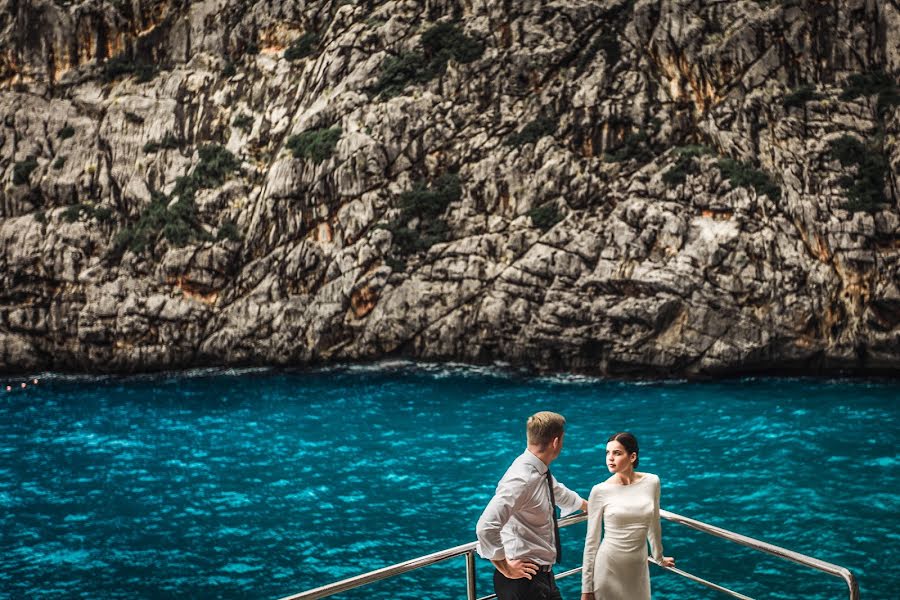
476, 411, 588, 600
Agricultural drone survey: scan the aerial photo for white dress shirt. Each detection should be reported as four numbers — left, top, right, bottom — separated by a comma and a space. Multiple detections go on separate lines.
476, 450, 585, 565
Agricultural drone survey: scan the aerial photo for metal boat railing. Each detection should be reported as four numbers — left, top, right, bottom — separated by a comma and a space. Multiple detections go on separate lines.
278, 509, 860, 600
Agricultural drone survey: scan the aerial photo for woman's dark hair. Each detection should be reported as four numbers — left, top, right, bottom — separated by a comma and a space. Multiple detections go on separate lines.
608, 432, 639, 468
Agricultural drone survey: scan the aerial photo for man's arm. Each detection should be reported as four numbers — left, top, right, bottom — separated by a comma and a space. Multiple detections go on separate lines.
551, 476, 587, 516
476, 473, 539, 579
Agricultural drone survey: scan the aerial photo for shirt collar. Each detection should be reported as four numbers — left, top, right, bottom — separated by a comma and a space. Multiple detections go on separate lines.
522, 449, 549, 475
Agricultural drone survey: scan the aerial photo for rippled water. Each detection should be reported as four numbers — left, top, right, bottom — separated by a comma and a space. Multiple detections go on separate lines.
1, 365, 897, 599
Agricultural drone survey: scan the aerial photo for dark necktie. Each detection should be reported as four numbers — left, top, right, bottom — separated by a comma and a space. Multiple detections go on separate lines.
546, 470, 562, 563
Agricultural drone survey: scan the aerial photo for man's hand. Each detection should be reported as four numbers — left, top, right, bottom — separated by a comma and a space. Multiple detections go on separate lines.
658, 556, 675, 568
581, 594, 595, 600
492, 558, 539, 580
581, 499, 588, 513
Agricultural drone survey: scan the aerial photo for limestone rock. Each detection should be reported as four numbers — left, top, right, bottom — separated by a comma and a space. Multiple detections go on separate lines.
0, 0, 897, 377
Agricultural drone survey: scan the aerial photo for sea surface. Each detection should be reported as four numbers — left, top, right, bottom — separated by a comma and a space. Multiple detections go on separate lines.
1, 364, 897, 599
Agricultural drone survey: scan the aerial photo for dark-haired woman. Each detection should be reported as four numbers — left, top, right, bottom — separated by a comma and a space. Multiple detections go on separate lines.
581, 432, 675, 600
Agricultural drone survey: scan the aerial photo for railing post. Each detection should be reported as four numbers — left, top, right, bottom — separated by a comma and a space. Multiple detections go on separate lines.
843, 568, 860, 600
465, 549, 477, 600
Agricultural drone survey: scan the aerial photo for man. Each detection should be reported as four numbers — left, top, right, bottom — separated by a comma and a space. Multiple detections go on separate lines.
476, 411, 588, 600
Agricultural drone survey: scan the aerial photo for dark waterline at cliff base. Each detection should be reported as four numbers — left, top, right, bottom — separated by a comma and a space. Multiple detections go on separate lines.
2, 364, 897, 599
3, 354, 900, 382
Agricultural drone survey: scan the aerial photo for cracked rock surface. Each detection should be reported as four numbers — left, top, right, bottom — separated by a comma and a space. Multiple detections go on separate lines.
1, 0, 898, 376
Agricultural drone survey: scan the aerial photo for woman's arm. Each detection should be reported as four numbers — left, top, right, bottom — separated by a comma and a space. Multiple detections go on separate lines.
581, 485, 604, 597
648, 475, 674, 567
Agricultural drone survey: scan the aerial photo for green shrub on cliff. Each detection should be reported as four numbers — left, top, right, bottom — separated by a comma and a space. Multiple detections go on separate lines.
782, 85, 821, 109
840, 71, 900, 115
717, 158, 781, 201
167, 144, 240, 207
143, 134, 182, 154
374, 52, 432, 98
372, 22, 484, 97
397, 173, 461, 222
829, 134, 889, 212
284, 32, 319, 61
286, 127, 342, 163
116, 145, 239, 254
604, 129, 653, 163
62, 204, 82, 223
527, 203, 563, 232
384, 173, 461, 262
232, 113, 254, 133
189, 145, 241, 191
661, 145, 713, 186
217, 220, 241, 242
506, 117, 557, 147
13, 157, 38, 185
102, 54, 156, 83
62, 203, 113, 224
58, 125, 75, 140
115, 192, 207, 254
420, 21, 484, 65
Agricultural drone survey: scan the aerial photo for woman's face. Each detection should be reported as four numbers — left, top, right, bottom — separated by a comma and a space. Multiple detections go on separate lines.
606, 440, 636, 473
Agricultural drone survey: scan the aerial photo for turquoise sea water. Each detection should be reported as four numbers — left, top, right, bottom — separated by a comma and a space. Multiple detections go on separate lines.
1, 364, 897, 599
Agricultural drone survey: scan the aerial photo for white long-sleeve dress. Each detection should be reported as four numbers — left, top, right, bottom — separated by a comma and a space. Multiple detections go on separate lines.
581, 473, 664, 599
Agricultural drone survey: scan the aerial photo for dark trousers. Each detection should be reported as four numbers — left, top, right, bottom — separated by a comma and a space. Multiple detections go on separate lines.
493, 569, 562, 600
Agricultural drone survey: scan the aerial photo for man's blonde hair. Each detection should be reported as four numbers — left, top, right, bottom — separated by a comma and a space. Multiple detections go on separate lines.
527, 411, 566, 447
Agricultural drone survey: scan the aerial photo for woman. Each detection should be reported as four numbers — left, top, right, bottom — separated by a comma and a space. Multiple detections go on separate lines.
581, 432, 675, 600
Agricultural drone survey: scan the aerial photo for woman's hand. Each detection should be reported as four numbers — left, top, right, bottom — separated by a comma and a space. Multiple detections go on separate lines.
659, 556, 675, 568
581, 593, 595, 600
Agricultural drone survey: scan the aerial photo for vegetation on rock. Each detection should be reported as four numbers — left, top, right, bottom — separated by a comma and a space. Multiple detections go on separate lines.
829, 135, 890, 212
782, 85, 821, 108
840, 71, 900, 115
232, 113, 254, 133
284, 32, 319, 61
286, 127, 342, 163
527, 203, 564, 232
604, 129, 654, 163
62, 203, 113, 223
143, 134, 183, 154
717, 158, 781, 201
506, 117, 557, 147
217, 219, 241, 242
661, 145, 714, 186
116, 145, 240, 253
102, 53, 157, 83
173, 145, 241, 203
384, 173, 461, 266
13, 157, 38, 185
372, 22, 484, 97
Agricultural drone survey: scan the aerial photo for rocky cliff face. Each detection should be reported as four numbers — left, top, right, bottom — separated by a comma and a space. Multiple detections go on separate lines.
1, 0, 898, 376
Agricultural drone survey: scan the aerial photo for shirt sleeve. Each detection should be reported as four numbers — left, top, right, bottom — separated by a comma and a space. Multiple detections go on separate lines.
475, 471, 529, 561
551, 475, 585, 516
581, 484, 604, 593
647, 475, 664, 563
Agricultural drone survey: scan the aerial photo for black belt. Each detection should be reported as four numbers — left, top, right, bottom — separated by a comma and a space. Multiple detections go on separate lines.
537, 564, 553, 572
